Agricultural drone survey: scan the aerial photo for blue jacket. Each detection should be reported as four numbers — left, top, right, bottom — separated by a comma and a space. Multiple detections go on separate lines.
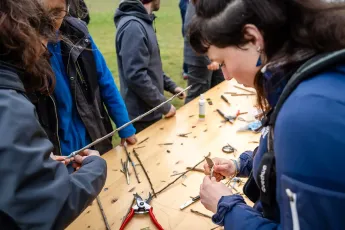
213, 65, 345, 229
49, 36, 135, 156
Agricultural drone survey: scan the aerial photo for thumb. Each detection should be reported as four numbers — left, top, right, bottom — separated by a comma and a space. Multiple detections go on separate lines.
210, 177, 217, 182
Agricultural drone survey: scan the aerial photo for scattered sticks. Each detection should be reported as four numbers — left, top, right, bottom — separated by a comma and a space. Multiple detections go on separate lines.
96, 197, 111, 230
190, 209, 212, 219
133, 150, 157, 197
155, 153, 211, 197
138, 137, 149, 145
234, 85, 256, 94
178, 132, 192, 138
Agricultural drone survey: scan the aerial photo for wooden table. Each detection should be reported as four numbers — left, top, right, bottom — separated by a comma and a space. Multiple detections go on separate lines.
67, 80, 260, 230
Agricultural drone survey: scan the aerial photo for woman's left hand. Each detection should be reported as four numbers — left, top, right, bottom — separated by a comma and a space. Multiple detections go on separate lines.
200, 176, 233, 213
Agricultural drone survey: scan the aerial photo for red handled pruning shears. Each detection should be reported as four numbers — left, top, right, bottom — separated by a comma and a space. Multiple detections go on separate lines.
120, 193, 164, 230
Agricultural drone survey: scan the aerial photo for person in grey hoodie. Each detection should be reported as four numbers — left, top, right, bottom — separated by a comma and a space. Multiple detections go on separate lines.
114, 0, 186, 133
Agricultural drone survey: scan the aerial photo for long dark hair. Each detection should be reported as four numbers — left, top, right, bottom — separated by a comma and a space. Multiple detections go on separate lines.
189, 0, 345, 110
0, 0, 57, 94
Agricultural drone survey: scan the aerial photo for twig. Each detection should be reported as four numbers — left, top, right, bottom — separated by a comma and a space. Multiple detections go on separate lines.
158, 143, 174, 146
134, 146, 146, 150
122, 197, 136, 225
178, 132, 192, 137
224, 92, 255, 96
190, 209, 212, 219
155, 153, 211, 196
96, 197, 111, 230
133, 150, 156, 197
138, 137, 149, 145
234, 85, 256, 94
186, 167, 204, 173
171, 172, 185, 177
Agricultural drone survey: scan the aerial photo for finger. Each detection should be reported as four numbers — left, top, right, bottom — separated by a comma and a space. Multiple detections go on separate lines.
79, 149, 90, 157
120, 138, 125, 146
214, 165, 230, 175
74, 155, 83, 164
55, 156, 66, 161
64, 158, 72, 165
203, 163, 210, 175
203, 175, 211, 184
211, 177, 217, 182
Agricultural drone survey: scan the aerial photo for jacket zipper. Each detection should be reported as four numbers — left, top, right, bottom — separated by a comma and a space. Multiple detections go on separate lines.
286, 188, 300, 230
49, 95, 62, 156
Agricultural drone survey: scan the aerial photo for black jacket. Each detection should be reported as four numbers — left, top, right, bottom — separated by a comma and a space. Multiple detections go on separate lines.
114, 0, 178, 122
29, 17, 113, 156
0, 62, 107, 229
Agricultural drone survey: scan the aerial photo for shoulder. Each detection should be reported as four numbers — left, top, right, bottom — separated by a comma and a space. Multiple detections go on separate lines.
117, 17, 147, 37
275, 66, 345, 156
61, 16, 89, 38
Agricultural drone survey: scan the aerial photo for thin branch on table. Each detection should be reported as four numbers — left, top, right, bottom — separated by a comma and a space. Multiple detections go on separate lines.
138, 137, 149, 145
96, 196, 111, 230
133, 150, 157, 197
121, 197, 136, 225
134, 146, 146, 150
155, 153, 211, 196
234, 85, 256, 94
190, 209, 212, 219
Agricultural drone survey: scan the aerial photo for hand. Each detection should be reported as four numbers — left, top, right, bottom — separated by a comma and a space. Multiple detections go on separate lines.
165, 105, 176, 118
204, 158, 237, 182
174, 87, 186, 100
72, 149, 101, 170
200, 176, 233, 213
207, 61, 220, 71
54, 156, 73, 166
121, 134, 138, 146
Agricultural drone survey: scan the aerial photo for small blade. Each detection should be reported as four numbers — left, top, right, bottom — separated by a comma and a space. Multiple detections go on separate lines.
205, 157, 214, 168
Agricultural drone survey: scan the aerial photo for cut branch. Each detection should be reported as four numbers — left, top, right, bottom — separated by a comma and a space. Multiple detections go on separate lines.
133, 150, 156, 197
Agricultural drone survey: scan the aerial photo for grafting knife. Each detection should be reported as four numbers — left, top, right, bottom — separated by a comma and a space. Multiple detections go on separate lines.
66, 85, 192, 159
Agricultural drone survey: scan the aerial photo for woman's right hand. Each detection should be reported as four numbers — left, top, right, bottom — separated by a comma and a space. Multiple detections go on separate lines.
203, 158, 237, 182
72, 149, 101, 170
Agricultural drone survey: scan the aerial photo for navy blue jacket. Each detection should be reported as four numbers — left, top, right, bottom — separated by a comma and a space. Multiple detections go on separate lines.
213, 65, 345, 229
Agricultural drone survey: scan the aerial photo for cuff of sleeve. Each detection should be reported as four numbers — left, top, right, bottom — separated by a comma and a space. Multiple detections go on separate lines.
212, 195, 246, 226
237, 151, 253, 177
119, 124, 136, 138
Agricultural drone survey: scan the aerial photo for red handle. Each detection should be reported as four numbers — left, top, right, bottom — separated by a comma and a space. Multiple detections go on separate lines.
119, 208, 135, 230
149, 207, 164, 230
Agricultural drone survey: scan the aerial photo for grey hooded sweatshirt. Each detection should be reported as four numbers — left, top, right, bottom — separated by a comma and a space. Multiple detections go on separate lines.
114, 0, 177, 122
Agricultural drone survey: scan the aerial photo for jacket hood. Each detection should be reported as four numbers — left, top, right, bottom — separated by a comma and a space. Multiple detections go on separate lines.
114, 0, 153, 26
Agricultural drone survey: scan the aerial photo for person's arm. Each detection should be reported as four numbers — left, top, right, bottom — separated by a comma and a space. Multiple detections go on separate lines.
117, 21, 171, 115
163, 73, 178, 94
0, 89, 107, 229
237, 150, 254, 177
89, 36, 136, 139
212, 79, 345, 230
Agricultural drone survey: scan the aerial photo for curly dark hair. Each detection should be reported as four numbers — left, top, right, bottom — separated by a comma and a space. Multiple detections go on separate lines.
0, 0, 56, 94
189, 0, 345, 111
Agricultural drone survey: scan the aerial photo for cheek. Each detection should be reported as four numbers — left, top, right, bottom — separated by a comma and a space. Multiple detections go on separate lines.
224, 50, 259, 86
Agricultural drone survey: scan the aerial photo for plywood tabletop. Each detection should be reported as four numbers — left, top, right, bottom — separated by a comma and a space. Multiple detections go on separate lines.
67, 80, 260, 230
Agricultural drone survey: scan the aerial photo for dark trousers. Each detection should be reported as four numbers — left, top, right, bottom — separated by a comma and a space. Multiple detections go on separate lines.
133, 119, 160, 134
185, 65, 224, 104
179, 0, 189, 74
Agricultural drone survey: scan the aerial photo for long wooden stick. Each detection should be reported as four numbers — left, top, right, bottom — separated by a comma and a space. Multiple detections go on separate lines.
96, 196, 111, 230
234, 85, 256, 94
133, 150, 157, 197
155, 153, 211, 196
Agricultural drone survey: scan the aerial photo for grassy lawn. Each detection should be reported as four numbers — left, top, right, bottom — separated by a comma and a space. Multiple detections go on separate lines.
84, 0, 187, 143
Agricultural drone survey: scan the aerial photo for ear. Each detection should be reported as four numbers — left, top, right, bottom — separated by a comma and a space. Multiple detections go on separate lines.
243, 24, 265, 50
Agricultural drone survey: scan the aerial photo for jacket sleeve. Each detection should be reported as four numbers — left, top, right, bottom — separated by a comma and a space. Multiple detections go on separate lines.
237, 150, 254, 177
90, 36, 136, 138
117, 21, 171, 115
163, 73, 178, 94
0, 89, 107, 230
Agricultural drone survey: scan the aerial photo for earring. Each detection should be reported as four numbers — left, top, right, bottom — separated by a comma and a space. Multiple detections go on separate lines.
256, 46, 262, 67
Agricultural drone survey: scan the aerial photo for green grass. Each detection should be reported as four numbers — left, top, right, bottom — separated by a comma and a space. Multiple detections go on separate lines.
84, 0, 187, 143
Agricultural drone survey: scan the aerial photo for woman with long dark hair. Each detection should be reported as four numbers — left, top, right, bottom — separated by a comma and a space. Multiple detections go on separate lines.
189, 0, 345, 229
0, 0, 106, 229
